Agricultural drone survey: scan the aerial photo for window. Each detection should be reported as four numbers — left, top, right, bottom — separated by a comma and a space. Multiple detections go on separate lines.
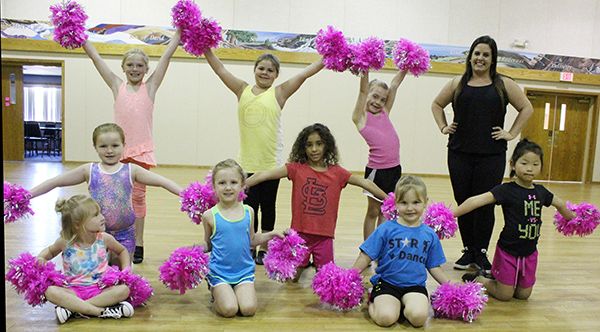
22, 65, 62, 122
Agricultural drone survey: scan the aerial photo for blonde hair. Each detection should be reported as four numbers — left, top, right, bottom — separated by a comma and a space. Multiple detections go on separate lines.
369, 79, 389, 91
92, 123, 125, 146
55, 195, 101, 244
394, 175, 427, 203
121, 48, 149, 68
211, 159, 247, 186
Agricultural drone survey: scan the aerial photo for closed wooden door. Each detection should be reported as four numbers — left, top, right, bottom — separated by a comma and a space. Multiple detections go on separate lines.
522, 91, 593, 182
2, 63, 24, 161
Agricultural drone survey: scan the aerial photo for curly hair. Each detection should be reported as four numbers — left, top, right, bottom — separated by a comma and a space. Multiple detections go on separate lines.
288, 123, 339, 166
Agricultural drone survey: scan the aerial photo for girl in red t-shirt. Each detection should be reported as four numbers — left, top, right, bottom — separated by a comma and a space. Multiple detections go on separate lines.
246, 123, 387, 281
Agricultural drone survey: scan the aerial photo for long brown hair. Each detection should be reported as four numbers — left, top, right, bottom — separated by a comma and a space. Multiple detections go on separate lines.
453, 35, 508, 108
289, 123, 339, 166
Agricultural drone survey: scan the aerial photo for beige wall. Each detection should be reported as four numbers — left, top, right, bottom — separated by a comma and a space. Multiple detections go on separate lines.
2, 0, 600, 180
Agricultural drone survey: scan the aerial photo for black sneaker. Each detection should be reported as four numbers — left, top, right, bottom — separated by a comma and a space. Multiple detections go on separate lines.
473, 249, 492, 273
255, 250, 267, 265
99, 301, 134, 319
453, 247, 474, 270
55, 306, 73, 324
462, 269, 494, 282
133, 246, 144, 264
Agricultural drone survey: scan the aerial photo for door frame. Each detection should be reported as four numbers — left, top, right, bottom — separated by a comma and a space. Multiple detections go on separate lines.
2, 58, 65, 162
524, 88, 599, 183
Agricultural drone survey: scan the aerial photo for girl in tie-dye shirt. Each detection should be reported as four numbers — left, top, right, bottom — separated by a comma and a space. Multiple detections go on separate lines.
30, 123, 183, 263
36, 195, 133, 322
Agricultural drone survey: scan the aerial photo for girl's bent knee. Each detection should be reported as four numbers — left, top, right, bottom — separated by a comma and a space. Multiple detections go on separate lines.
239, 304, 257, 317
404, 308, 428, 327
116, 285, 131, 300
217, 305, 239, 318
372, 312, 399, 327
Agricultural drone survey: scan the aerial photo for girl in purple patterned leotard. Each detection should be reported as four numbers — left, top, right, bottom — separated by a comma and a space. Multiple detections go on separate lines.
29, 123, 183, 263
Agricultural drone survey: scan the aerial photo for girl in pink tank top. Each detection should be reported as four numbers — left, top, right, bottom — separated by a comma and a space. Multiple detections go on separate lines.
83, 29, 181, 264
352, 70, 408, 241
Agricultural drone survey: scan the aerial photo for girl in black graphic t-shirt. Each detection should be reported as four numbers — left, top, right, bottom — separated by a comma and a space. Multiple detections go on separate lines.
453, 139, 574, 301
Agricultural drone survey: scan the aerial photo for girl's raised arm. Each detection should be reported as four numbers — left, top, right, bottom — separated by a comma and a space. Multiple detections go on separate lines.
203, 47, 248, 98
347, 174, 387, 200
29, 164, 91, 198
145, 29, 182, 101
453, 192, 496, 218
130, 164, 182, 196
352, 72, 370, 129
82, 41, 122, 98
384, 69, 408, 114
276, 57, 324, 108
245, 166, 289, 187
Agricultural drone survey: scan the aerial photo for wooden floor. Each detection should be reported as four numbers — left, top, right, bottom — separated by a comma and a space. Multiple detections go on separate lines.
4, 161, 600, 331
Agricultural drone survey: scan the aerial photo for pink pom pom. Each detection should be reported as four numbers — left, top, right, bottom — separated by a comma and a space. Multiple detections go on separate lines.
431, 281, 488, 322
380, 192, 398, 221
349, 37, 386, 76
171, 0, 202, 30
315, 26, 353, 72
393, 38, 431, 77
4, 182, 34, 223
158, 245, 210, 294
180, 172, 247, 224
49, 1, 89, 49
424, 201, 458, 240
5, 252, 67, 307
311, 262, 364, 310
263, 229, 309, 282
554, 202, 600, 237
180, 180, 218, 224
99, 266, 153, 307
181, 17, 223, 57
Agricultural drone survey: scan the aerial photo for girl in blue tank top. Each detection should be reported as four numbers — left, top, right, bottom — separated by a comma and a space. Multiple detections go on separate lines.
199, 159, 287, 318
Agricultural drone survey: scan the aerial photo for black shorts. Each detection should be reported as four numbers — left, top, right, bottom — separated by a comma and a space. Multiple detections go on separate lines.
364, 165, 402, 195
369, 279, 428, 303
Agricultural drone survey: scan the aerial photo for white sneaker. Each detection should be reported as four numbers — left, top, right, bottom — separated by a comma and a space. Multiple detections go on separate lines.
118, 301, 134, 318
55, 306, 73, 324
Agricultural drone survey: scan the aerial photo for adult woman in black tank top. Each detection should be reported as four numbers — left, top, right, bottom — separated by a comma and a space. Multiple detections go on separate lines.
431, 36, 533, 273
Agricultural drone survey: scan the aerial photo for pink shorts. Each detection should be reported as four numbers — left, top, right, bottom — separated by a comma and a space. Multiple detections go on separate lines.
122, 159, 152, 218
491, 246, 538, 288
67, 284, 103, 300
298, 232, 334, 268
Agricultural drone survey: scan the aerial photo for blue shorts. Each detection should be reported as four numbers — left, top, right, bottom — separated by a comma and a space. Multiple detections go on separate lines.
207, 274, 255, 288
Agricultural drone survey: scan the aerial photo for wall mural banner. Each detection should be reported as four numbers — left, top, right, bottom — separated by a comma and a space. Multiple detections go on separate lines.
2, 19, 599, 76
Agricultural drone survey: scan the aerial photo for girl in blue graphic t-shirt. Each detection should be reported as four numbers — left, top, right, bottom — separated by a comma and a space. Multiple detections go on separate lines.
352, 175, 450, 328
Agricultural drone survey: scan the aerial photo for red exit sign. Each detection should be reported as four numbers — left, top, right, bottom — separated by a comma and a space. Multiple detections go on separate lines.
560, 72, 573, 82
